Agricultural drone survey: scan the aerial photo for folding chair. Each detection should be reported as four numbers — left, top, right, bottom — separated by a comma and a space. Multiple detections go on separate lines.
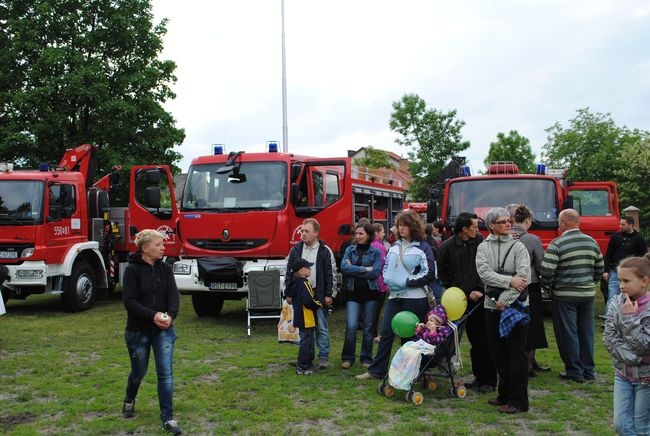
246, 269, 282, 336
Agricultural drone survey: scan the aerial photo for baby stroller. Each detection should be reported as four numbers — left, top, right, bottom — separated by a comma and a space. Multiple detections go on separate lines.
377, 303, 481, 405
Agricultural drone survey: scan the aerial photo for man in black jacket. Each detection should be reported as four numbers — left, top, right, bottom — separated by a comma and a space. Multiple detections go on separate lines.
438, 212, 496, 393
285, 218, 336, 370
603, 215, 647, 313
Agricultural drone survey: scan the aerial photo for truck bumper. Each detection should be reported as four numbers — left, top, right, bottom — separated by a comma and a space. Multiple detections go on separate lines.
173, 258, 287, 296
4, 261, 49, 290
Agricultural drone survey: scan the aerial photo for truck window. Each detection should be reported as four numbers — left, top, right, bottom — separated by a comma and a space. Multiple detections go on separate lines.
49, 183, 76, 219
446, 178, 558, 228
182, 162, 287, 211
570, 189, 612, 216
0, 180, 44, 224
325, 171, 340, 205
134, 169, 173, 212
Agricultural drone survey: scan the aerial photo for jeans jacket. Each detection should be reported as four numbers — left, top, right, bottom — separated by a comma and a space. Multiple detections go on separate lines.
341, 243, 381, 292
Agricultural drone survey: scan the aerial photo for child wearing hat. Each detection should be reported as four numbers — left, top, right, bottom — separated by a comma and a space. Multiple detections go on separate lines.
285, 259, 323, 374
415, 304, 452, 346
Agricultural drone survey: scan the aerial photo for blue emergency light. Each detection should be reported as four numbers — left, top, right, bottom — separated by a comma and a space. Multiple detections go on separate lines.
213, 144, 224, 155
535, 163, 547, 175
460, 165, 471, 177
267, 141, 279, 153
38, 162, 49, 172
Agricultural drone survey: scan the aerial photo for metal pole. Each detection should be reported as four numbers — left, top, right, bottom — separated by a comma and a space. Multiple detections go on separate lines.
281, 0, 288, 153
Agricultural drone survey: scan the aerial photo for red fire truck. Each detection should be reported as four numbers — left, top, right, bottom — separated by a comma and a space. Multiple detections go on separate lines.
0, 144, 179, 311
428, 161, 620, 253
170, 146, 404, 316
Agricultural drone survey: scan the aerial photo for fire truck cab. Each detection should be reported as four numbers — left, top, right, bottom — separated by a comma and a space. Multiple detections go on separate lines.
171, 147, 404, 316
430, 162, 620, 253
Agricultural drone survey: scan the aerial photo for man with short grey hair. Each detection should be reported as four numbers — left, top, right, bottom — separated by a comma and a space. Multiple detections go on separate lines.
541, 209, 604, 383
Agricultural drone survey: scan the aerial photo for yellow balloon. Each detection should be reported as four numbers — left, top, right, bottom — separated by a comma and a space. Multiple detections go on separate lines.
440, 287, 467, 321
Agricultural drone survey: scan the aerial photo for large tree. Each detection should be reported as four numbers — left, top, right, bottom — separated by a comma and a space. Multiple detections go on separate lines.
352, 146, 394, 169
542, 108, 628, 181
543, 108, 650, 219
389, 93, 470, 200
0, 0, 184, 173
483, 130, 536, 174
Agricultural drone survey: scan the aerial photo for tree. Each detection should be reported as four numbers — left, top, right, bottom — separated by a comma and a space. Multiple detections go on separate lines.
543, 108, 650, 220
615, 136, 650, 221
352, 146, 395, 169
389, 93, 470, 200
483, 130, 536, 174
0, 0, 184, 174
542, 108, 627, 181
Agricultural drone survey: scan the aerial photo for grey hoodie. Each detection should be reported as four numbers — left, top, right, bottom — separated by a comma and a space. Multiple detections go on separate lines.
476, 234, 531, 310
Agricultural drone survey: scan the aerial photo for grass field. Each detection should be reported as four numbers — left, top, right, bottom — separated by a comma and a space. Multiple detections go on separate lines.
1, 292, 615, 435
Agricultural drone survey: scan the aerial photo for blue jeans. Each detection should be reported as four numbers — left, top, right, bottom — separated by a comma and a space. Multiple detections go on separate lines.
606, 270, 620, 314
552, 299, 595, 380
342, 300, 379, 364
124, 328, 177, 422
614, 374, 650, 435
367, 297, 429, 378
316, 308, 329, 360
298, 327, 316, 370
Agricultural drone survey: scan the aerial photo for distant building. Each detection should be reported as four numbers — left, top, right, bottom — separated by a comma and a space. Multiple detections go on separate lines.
347, 147, 413, 191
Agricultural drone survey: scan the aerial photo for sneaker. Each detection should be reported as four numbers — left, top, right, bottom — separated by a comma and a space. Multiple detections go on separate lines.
121, 400, 135, 419
362, 362, 372, 369
341, 361, 352, 369
318, 358, 330, 370
355, 372, 379, 380
162, 419, 182, 435
296, 367, 314, 375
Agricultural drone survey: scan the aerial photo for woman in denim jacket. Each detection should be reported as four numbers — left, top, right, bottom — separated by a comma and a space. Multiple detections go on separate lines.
340, 222, 382, 369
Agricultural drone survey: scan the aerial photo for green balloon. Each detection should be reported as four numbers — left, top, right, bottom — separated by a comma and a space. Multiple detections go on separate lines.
391, 311, 420, 338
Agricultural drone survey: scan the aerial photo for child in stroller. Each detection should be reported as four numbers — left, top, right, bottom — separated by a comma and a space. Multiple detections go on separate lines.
378, 304, 470, 404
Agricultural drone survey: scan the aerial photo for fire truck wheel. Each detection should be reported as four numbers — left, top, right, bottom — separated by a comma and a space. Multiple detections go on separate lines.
61, 261, 97, 312
191, 293, 224, 316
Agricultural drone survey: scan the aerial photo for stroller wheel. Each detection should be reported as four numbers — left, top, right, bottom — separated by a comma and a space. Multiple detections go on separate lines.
377, 383, 394, 398
451, 384, 467, 399
406, 390, 424, 405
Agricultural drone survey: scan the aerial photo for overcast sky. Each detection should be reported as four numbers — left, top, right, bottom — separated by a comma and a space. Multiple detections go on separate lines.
152, 0, 650, 173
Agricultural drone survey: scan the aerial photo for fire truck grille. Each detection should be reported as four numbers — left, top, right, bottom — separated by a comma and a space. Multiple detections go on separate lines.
187, 239, 267, 251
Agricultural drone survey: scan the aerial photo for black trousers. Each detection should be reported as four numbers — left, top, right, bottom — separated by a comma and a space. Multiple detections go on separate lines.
485, 309, 529, 411
465, 303, 497, 386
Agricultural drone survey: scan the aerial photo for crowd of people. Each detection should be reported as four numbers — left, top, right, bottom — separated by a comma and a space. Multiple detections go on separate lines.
121, 208, 648, 434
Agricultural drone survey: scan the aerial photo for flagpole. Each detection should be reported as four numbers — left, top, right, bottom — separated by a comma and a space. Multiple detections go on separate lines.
281, 0, 288, 153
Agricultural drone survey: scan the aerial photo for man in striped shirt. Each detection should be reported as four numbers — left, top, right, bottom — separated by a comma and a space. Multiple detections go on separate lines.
541, 209, 604, 383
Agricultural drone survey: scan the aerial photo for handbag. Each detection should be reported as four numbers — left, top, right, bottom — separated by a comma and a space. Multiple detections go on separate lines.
399, 244, 436, 308
484, 242, 528, 302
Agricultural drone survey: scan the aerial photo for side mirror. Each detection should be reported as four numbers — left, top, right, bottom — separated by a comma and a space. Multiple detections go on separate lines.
563, 195, 574, 210
145, 169, 161, 184
426, 200, 437, 223
290, 164, 302, 183
290, 183, 300, 204
144, 186, 161, 208
430, 188, 440, 200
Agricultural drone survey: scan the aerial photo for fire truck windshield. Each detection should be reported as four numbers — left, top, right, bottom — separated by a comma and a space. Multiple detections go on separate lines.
0, 180, 44, 225
182, 161, 287, 212
446, 178, 558, 229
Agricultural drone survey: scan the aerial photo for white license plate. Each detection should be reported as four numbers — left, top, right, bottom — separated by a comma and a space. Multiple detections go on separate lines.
0, 251, 17, 259
208, 282, 238, 290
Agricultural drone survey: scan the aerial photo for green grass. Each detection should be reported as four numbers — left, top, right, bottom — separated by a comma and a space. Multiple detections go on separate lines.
0, 292, 615, 435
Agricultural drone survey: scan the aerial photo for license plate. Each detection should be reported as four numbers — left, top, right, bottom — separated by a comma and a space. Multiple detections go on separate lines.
208, 282, 238, 290
0, 251, 17, 259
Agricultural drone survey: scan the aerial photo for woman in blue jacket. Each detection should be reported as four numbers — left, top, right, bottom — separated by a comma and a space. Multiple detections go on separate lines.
340, 222, 382, 369
356, 210, 433, 380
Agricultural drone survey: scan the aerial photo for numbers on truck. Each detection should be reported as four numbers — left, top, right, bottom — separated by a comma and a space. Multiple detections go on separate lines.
54, 226, 71, 236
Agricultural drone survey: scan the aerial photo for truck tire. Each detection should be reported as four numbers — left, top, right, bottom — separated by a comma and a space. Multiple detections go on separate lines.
61, 261, 97, 312
191, 293, 224, 316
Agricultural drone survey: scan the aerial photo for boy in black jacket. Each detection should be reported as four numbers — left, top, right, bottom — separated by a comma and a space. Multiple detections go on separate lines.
285, 259, 322, 374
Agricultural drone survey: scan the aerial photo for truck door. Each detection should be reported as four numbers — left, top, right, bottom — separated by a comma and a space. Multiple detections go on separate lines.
567, 182, 620, 254
127, 165, 180, 256
289, 159, 351, 256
